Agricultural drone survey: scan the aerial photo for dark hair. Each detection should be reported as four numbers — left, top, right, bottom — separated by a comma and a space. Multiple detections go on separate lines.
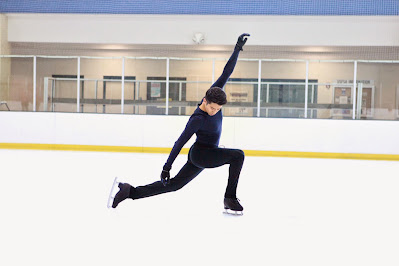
204, 87, 227, 105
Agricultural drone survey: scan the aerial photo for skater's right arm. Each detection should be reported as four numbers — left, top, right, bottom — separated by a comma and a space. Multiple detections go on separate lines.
211, 33, 250, 89
163, 115, 205, 172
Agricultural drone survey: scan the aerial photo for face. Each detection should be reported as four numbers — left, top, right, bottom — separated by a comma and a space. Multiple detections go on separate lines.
203, 98, 222, 116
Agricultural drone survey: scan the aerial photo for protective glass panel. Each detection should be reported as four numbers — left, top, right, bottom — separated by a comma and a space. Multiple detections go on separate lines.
308, 62, 355, 119
1, 57, 33, 112
37, 57, 77, 112
169, 59, 213, 116
260, 61, 306, 118
357, 62, 399, 120
80, 58, 123, 114
217, 59, 258, 117
135, 59, 167, 115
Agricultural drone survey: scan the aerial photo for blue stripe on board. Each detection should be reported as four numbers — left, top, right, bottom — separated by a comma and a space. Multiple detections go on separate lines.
1, 0, 398, 15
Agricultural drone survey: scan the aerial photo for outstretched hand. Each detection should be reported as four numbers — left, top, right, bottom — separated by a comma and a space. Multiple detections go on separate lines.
161, 170, 170, 186
235, 33, 250, 51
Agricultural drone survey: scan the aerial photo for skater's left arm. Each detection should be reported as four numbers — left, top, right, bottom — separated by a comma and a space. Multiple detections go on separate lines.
161, 115, 203, 186
163, 115, 204, 172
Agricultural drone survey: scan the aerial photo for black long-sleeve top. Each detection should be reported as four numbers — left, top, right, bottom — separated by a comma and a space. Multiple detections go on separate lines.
163, 48, 241, 171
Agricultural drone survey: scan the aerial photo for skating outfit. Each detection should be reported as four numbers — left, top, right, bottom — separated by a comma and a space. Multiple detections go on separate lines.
114, 48, 245, 211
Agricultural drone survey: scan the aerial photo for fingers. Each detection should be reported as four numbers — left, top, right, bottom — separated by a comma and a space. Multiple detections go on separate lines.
161, 177, 169, 186
239, 33, 250, 40
161, 170, 171, 186
162, 177, 170, 186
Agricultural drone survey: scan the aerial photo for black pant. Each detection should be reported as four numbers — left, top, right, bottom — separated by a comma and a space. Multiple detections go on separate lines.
129, 143, 245, 200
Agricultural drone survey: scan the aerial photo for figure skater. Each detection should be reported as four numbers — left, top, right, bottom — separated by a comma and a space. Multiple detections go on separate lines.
110, 33, 250, 214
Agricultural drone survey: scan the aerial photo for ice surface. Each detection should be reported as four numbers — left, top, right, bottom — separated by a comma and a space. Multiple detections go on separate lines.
1, 149, 398, 266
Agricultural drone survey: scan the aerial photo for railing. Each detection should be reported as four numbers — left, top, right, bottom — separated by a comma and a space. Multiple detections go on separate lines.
43, 77, 359, 118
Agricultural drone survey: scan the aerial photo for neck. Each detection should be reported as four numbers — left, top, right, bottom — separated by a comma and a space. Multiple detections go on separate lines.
199, 101, 206, 113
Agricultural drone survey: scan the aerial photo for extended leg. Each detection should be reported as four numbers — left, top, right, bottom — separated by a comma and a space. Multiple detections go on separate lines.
129, 161, 203, 200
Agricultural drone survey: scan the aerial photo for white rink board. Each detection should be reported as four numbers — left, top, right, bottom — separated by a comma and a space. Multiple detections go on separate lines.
1, 112, 399, 155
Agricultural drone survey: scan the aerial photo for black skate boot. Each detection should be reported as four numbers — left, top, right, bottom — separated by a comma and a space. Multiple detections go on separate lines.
112, 183, 131, 208
224, 197, 243, 215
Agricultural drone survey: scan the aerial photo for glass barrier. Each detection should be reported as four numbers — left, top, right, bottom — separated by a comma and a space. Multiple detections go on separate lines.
2, 55, 398, 120
1, 57, 33, 111
357, 62, 399, 120
39, 57, 78, 112
0, 57, 9, 111
170, 58, 213, 115
222, 59, 259, 117
127, 58, 167, 115
259, 61, 307, 118
80, 58, 123, 114
308, 62, 355, 119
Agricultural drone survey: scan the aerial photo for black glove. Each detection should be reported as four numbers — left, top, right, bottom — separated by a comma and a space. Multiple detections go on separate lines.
161, 170, 170, 186
235, 33, 250, 51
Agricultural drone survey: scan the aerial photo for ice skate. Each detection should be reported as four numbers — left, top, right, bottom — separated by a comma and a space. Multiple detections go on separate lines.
107, 177, 131, 208
223, 197, 244, 216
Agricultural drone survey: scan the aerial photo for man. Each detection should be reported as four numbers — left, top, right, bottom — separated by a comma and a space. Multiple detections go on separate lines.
111, 33, 250, 214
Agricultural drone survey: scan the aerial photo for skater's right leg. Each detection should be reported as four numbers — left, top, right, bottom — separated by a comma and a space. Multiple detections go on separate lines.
129, 161, 203, 200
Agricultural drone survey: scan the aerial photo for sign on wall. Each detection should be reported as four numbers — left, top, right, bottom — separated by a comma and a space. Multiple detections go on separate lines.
151, 82, 161, 98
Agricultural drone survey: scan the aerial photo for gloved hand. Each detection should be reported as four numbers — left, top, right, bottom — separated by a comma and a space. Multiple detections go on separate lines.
235, 33, 250, 51
161, 169, 170, 186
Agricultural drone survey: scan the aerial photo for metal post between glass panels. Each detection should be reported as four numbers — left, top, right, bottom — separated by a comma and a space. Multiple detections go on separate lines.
352, 61, 358, 119
43, 77, 48, 111
121, 57, 125, 114
33, 56, 37, 112
311, 84, 315, 118
257, 60, 261, 117
52, 79, 55, 111
266, 83, 270, 117
77, 57, 81, 113
304, 61, 309, 118
95, 80, 98, 112
165, 58, 170, 115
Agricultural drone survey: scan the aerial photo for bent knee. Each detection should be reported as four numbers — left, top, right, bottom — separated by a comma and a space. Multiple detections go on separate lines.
234, 149, 245, 161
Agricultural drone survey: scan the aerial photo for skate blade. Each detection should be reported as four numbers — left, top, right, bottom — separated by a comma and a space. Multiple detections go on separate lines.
223, 209, 243, 216
107, 177, 119, 209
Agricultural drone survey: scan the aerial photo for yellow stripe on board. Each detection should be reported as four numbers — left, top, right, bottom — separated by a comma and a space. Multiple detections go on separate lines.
243, 150, 399, 161
1, 143, 399, 161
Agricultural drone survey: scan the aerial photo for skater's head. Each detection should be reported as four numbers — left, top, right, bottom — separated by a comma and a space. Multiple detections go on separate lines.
205, 87, 227, 106
201, 87, 227, 116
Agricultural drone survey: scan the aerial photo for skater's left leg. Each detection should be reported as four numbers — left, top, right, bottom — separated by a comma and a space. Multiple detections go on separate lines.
112, 182, 131, 208
129, 161, 203, 200
190, 145, 245, 198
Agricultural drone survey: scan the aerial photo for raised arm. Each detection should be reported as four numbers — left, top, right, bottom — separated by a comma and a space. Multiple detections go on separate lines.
211, 33, 250, 89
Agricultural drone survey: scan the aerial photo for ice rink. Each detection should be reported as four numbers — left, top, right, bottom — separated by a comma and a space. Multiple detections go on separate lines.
1, 149, 399, 266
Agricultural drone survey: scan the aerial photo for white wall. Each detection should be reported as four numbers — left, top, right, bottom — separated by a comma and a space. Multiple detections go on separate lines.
1, 112, 398, 155
7, 14, 399, 46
